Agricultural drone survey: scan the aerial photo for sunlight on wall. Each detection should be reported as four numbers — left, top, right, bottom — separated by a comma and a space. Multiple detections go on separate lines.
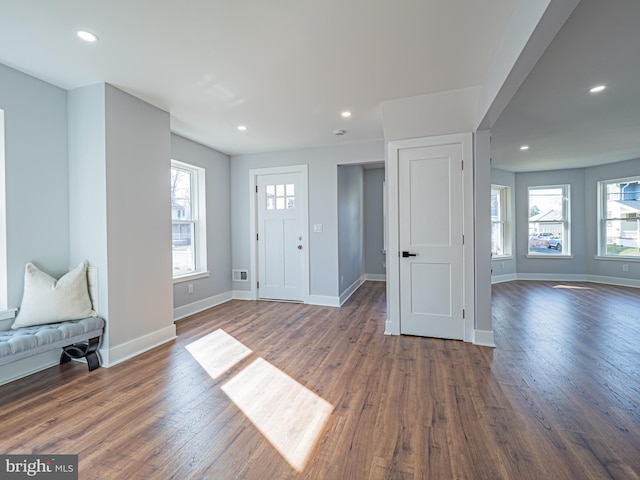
185, 329, 252, 379
222, 357, 334, 472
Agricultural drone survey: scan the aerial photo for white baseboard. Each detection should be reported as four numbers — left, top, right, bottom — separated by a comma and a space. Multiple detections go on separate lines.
364, 273, 386, 282
232, 290, 254, 301
0, 350, 60, 386
384, 318, 399, 335
491, 273, 517, 284
306, 295, 340, 307
101, 324, 177, 368
339, 276, 366, 306
585, 274, 640, 288
493, 273, 640, 289
174, 291, 234, 321
474, 329, 495, 347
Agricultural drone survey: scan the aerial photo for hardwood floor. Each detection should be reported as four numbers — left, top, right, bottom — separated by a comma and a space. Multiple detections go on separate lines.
0, 280, 638, 479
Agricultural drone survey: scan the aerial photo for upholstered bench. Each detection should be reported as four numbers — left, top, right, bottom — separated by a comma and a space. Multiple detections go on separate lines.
0, 317, 105, 371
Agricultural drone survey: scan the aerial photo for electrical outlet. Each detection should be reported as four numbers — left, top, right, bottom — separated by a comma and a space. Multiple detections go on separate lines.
622, 264, 630, 272
188, 283, 193, 294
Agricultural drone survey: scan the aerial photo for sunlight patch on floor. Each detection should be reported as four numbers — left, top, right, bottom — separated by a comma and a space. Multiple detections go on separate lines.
185, 329, 252, 379
552, 285, 593, 290
222, 357, 334, 472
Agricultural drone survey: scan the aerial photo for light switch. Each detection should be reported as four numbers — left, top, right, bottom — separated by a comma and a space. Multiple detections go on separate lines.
313, 224, 323, 233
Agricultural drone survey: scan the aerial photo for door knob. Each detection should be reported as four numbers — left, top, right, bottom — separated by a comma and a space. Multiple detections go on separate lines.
298, 245, 303, 250
402, 251, 417, 257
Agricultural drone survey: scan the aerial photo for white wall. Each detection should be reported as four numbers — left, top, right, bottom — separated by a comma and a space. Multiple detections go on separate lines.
337, 165, 364, 295
0, 63, 70, 309
171, 134, 232, 310
363, 167, 385, 276
230, 141, 384, 301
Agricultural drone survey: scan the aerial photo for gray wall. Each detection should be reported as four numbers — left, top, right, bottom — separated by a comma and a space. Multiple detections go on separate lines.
515, 168, 586, 275
171, 134, 232, 307
490, 168, 516, 277
586, 156, 640, 280
230, 141, 384, 299
337, 165, 364, 294
363, 167, 385, 276
0, 63, 70, 308
498, 157, 640, 281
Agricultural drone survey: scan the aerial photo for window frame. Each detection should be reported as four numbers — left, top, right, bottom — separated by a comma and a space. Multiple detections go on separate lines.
527, 184, 571, 257
598, 175, 640, 259
171, 160, 208, 282
491, 184, 511, 259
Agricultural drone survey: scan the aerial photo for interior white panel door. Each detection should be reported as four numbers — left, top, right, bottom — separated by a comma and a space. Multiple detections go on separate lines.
399, 143, 464, 339
257, 172, 305, 301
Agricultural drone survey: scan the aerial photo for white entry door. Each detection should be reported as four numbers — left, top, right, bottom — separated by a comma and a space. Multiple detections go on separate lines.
399, 143, 464, 339
257, 172, 306, 301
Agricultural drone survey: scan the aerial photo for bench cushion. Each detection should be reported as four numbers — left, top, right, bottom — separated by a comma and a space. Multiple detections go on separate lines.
0, 317, 104, 366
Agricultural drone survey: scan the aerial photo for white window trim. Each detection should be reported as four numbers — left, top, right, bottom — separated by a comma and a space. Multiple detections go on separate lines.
491, 184, 511, 259
598, 175, 640, 259
527, 184, 571, 257
171, 159, 208, 280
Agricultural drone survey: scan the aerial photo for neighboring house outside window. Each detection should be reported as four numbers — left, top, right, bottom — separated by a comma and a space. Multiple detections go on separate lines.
528, 185, 570, 256
599, 177, 640, 257
491, 185, 511, 258
171, 160, 207, 280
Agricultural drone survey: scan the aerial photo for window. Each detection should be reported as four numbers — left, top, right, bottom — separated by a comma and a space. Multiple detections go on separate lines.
528, 185, 570, 256
491, 185, 511, 257
599, 176, 640, 257
171, 160, 207, 279
266, 183, 295, 210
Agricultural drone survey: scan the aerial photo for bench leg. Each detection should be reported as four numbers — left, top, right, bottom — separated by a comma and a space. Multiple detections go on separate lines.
60, 336, 101, 371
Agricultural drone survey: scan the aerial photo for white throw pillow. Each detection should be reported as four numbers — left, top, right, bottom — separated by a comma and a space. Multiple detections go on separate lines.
12, 262, 97, 329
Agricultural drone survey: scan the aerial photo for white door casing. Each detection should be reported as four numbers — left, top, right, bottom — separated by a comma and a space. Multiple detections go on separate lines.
385, 133, 474, 341
398, 143, 464, 339
249, 165, 309, 302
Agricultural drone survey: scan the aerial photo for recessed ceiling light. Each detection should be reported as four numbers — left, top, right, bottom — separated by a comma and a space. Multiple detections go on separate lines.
589, 85, 606, 93
341, 111, 351, 118
77, 30, 98, 42
237, 125, 247, 131
520, 145, 530, 151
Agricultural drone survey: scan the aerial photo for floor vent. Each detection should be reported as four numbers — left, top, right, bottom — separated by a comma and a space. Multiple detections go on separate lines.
232, 269, 249, 282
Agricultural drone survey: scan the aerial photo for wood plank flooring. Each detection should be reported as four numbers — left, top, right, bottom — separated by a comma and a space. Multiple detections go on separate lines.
0, 280, 638, 479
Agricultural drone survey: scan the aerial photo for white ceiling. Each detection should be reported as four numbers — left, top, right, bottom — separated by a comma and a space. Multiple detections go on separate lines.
0, 0, 518, 155
491, 0, 640, 172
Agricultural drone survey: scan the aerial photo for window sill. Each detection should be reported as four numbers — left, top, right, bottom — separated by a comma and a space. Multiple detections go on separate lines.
594, 255, 640, 262
492, 255, 513, 261
526, 254, 574, 259
173, 271, 210, 284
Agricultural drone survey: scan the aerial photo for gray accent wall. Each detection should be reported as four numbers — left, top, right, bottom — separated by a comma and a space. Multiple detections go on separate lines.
0, 63, 70, 308
337, 165, 364, 294
171, 134, 232, 308
230, 141, 384, 299
363, 167, 385, 276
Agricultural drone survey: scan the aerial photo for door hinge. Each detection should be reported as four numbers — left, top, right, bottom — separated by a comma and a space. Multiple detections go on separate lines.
255, 185, 258, 193
256, 233, 259, 241
257, 281, 259, 289
462, 309, 465, 319
462, 234, 464, 245
461, 160, 464, 170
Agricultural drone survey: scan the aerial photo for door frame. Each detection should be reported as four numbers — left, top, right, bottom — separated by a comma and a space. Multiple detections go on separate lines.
249, 165, 310, 302
385, 133, 475, 342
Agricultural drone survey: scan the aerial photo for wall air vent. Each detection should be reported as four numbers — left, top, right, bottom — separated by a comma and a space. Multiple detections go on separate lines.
232, 269, 249, 282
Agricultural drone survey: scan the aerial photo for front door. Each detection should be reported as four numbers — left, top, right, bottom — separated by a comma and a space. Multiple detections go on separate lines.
257, 172, 305, 301
398, 143, 464, 339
